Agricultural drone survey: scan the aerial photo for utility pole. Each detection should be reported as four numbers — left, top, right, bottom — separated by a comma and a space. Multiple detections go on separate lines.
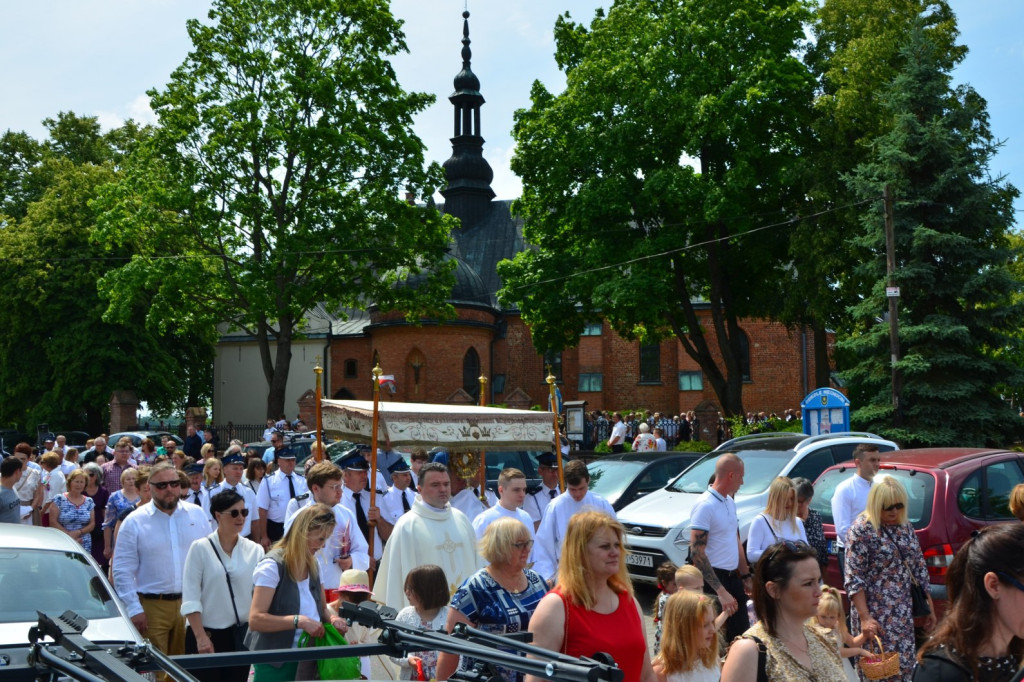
883, 185, 902, 427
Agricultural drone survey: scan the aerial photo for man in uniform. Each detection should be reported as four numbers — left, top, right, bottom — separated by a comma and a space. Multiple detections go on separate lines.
339, 453, 391, 565
256, 444, 307, 546
205, 451, 259, 541
523, 453, 562, 531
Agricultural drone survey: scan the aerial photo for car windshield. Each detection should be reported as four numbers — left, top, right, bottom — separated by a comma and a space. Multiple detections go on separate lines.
588, 460, 648, 501
811, 468, 935, 529
0, 549, 122, 623
668, 451, 794, 496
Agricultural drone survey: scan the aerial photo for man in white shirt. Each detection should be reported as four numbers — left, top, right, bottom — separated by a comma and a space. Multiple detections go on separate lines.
830, 444, 881, 575
523, 453, 562, 531
205, 452, 259, 541
284, 460, 370, 589
339, 453, 391, 564
112, 462, 211, 668
380, 458, 416, 525
256, 442, 307, 546
607, 413, 626, 453
533, 459, 616, 583
472, 467, 535, 546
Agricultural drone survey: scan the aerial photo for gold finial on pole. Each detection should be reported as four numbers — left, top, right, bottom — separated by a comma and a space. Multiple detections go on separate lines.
547, 371, 565, 491
314, 357, 324, 462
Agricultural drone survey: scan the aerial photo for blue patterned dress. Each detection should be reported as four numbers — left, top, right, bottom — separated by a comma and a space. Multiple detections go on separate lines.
845, 519, 929, 682
53, 494, 96, 552
450, 568, 548, 682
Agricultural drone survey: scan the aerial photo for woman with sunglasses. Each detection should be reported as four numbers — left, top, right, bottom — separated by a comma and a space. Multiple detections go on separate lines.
181, 490, 265, 682
722, 540, 846, 682
913, 523, 1024, 681
845, 476, 935, 681
437, 518, 548, 682
247, 503, 349, 682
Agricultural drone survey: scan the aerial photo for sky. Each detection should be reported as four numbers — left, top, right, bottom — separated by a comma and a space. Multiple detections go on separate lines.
2, 0, 1021, 213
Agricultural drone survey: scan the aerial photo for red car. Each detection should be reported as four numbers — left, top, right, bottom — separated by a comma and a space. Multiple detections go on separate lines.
811, 448, 1024, 616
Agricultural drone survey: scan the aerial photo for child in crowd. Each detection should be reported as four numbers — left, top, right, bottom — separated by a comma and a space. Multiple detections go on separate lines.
328, 569, 383, 680
652, 561, 678, 654
652, 590, 721, 682
389, 565, 450, 680
675, 565, 731, 633
810, 585, 869, 682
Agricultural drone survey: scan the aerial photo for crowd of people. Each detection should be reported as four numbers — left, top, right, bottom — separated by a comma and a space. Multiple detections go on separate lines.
3, 432, 1024, 682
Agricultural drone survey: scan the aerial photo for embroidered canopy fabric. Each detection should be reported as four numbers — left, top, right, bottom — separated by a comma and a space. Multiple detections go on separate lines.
321, 400, 554, 452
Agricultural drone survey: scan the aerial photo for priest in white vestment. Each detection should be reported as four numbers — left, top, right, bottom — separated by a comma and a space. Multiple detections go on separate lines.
375, 462, 481, 610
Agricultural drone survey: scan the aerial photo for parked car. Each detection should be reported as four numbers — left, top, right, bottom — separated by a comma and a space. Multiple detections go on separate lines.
0, 525, 143, 662
811, 447, 1024, 614
618, 431, 898, 583
587, 452, 704, 511
108, 431, 184, 448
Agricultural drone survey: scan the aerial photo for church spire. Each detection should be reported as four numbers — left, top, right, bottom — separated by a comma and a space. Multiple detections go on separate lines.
441, 10, 495, 227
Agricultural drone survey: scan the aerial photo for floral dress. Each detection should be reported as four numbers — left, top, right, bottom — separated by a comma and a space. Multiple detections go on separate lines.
450, 568, 548, 682
804, 509, 829, 569
53, 494, 96, 552
104, 489, 140, 529
845, 519, 929, 682
389, 605, 449, 680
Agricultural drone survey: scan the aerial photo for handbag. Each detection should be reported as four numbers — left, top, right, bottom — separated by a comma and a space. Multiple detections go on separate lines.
885, 527, 931, 618
297, 623, 362, 680
208, 538, 249, 650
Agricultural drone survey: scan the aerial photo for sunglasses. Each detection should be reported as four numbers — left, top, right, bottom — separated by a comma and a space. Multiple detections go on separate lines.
512, 540, 534, 550
997, 572, 1024, 593
218, 508, 249, 518
766, 539, 812, 564
882, 502, 905, 512
151, 479, 182, 490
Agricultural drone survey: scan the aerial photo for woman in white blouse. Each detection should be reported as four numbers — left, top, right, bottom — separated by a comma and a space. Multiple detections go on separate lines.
746, 477, 807, 564
181, 489, 265, 682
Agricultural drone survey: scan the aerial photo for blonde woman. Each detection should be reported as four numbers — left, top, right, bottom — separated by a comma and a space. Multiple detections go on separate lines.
200, 443, 217, 462
746, 477, 806, 564
526, 512, 654, 682
652, 590, 720, 682
50, 468, 96, 550
202, 458, 224, 490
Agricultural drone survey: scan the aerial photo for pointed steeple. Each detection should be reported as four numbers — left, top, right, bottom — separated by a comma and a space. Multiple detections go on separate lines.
441, 10, 495, 229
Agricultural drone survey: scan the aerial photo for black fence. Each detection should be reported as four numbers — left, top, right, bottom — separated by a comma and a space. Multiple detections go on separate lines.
584, 417, 704, 450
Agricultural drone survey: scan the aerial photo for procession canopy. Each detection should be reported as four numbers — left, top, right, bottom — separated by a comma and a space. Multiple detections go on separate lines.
321, 399, 555, 453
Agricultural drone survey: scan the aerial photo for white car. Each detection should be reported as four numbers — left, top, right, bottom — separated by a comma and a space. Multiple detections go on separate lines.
0, 525, 144, 666
618, 432, 898, 583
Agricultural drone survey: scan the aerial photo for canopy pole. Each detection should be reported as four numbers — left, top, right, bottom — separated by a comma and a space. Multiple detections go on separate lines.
314, 358, 324, 462
368, 364, 382, 578
546, 372, 565, 491
478, 375, 488, 503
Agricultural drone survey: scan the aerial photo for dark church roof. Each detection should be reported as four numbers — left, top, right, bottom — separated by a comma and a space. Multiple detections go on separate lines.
440, 199, 525, 307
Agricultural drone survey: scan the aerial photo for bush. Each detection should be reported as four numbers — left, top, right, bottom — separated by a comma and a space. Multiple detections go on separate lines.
673, 440, 713, 454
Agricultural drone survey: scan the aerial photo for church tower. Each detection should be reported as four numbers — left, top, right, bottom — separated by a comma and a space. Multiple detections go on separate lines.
440, 11, 496, 230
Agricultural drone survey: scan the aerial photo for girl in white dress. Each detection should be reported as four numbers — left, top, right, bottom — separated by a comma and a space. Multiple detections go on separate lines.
810, 586, 870, 682
652, 591, 720, 682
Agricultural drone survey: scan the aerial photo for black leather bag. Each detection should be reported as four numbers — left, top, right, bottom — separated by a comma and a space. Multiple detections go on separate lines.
910, 580, 931, 617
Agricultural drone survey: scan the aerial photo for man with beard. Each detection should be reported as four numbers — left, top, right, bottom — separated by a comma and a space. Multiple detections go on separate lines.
112, 462, 211, 672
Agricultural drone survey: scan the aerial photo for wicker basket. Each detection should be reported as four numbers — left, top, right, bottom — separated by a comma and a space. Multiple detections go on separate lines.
859, 636, 900, 680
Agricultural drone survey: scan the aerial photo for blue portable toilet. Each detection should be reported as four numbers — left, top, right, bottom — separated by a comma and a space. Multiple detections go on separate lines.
801, 388, 850, 436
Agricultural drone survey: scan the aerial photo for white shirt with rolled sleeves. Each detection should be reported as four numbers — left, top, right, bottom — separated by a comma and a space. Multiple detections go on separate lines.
284, 499, 370, 589
831, 474, 872, 549
180, 531, 264, 628
111, 500, 212, 618
689, 487, 740, 571
256, 469, 308, 524
206, 481, 257, 537
532, 490, 616, 581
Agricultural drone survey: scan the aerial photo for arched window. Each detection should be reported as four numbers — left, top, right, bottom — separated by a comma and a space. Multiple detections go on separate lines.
463, 348, 481, 401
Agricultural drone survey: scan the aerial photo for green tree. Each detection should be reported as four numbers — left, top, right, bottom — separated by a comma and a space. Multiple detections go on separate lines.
499, 0, 814, 416
840, 23, 1023, 446
95, 0, 455, 419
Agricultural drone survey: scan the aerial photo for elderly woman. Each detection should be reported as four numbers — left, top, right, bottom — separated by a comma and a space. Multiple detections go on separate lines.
632, 423, 658, 452
721, 540, 846, 681
50, 468, 96, 551
913, 523, 1024, 681
247, 503, 349, 682
437, 518, 548, 682
82, 462, 109, 568
846, 476, 936, 682
182, 490, 265, 682
526, 512, 654, 682
792, 477, 828, 570
747, 477, 807, 564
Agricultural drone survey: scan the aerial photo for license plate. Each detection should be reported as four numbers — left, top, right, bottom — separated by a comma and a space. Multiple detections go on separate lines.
626, 553, 654, 568
827, 540, 837, 555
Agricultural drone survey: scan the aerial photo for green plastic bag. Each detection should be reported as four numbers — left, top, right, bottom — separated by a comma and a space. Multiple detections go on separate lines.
297, 623, 362, 680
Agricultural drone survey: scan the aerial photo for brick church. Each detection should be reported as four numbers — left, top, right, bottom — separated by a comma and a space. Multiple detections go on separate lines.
215, 12, 828, 426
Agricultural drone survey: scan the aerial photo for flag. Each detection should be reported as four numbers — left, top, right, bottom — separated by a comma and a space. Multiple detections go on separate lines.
377, 375, 397, 394
548, 384, 563, 413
